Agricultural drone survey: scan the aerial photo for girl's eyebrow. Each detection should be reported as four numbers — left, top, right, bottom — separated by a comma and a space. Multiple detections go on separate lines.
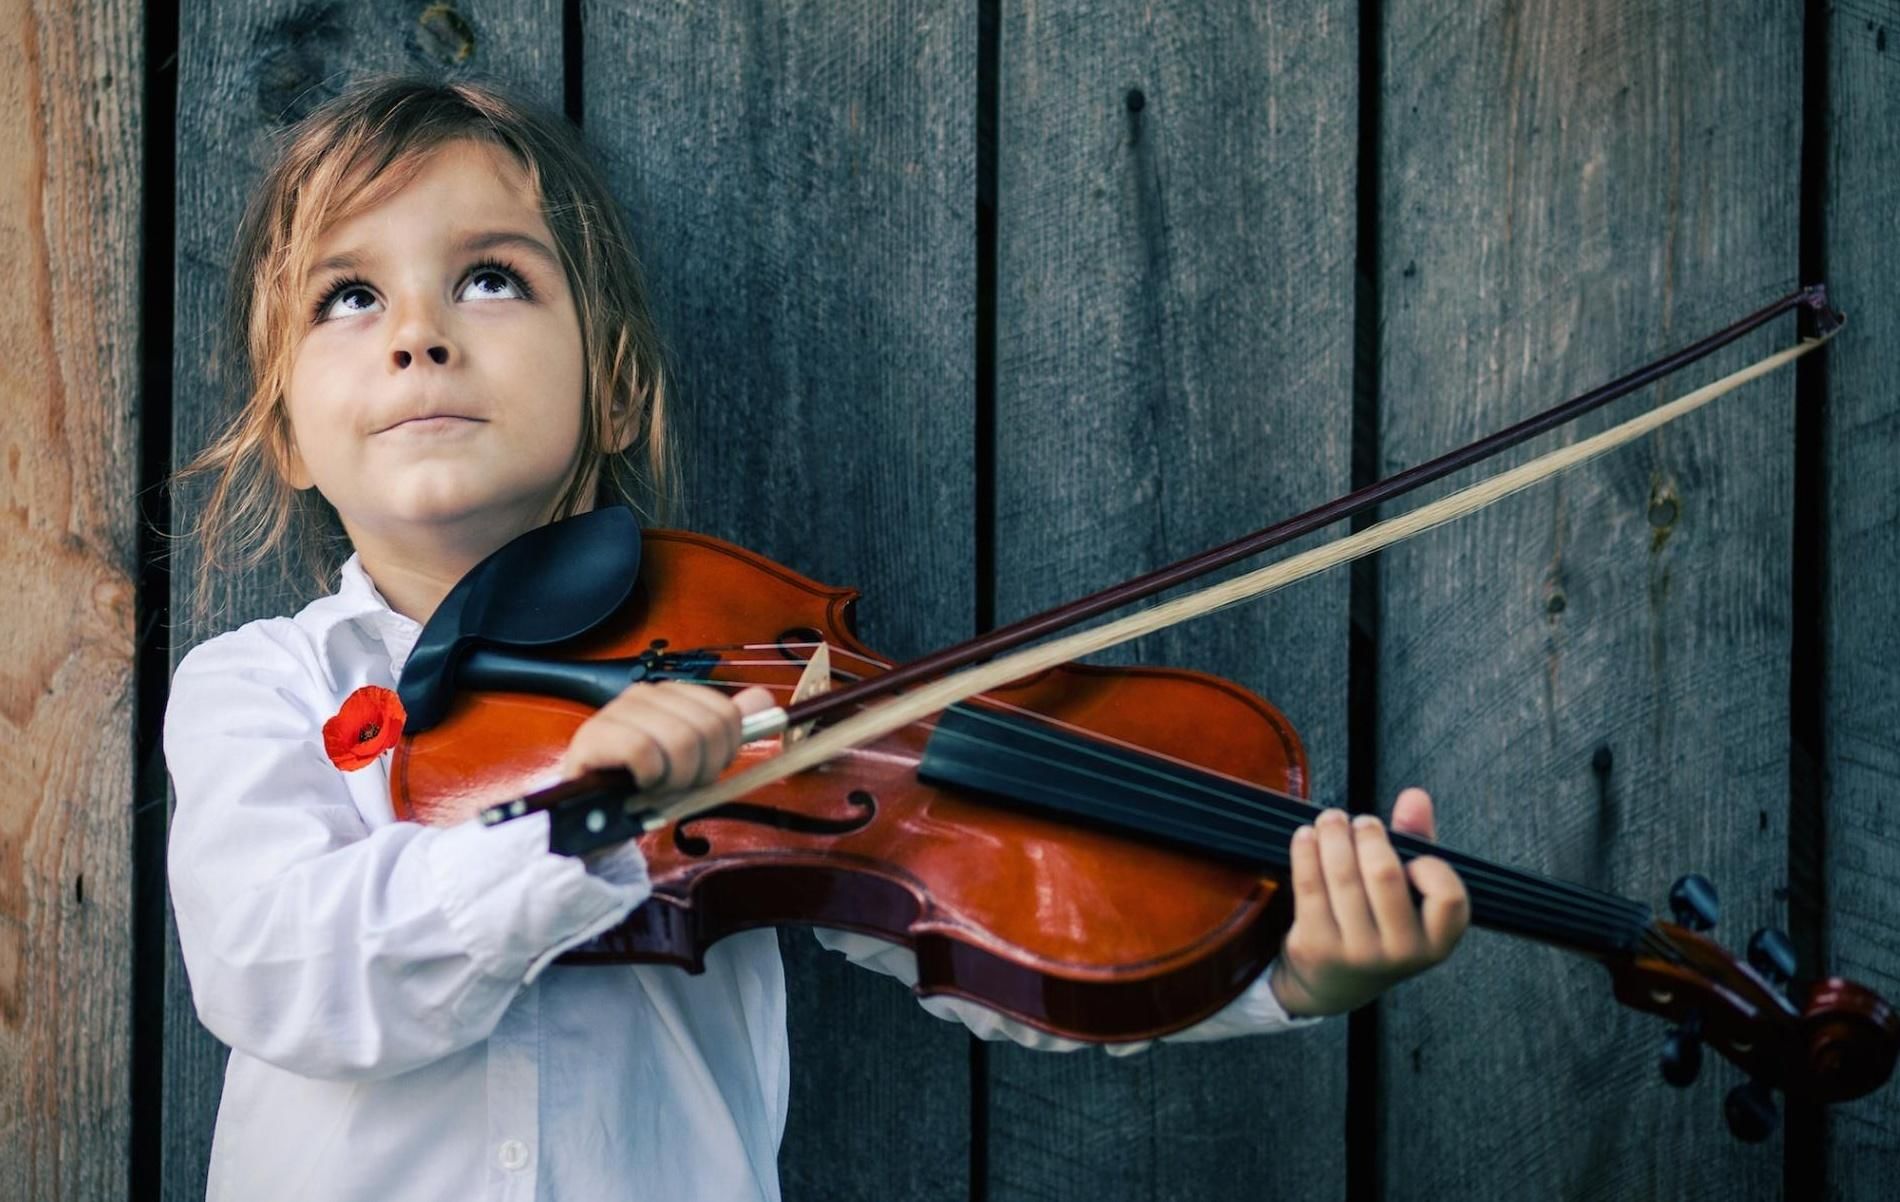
455, 229, 562, 267
304, 229, 561, 283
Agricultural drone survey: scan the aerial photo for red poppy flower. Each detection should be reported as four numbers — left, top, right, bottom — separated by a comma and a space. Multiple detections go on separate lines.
322, 685, 407, 772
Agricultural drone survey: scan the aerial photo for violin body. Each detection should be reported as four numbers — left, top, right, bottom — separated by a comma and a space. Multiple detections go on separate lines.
392, 529, 1312, 1040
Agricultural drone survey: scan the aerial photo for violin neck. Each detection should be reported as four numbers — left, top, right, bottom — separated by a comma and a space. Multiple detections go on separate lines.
919, 704, 1653, 962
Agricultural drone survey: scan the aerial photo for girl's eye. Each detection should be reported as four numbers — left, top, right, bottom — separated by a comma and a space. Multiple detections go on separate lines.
461, 259, 534, 303
311, 277, 376, 323
309, 257, 536, 324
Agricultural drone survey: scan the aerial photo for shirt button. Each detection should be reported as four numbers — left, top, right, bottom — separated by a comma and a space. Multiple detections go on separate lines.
497, 1140, 530, 1171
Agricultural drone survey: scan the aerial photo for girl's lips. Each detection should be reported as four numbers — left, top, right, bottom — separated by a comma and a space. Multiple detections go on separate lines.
383, 415, 482, 433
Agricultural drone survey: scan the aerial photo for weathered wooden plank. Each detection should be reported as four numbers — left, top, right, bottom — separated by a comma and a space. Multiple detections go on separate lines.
584, 4, 975, 1199
990, 2, 1356, 1199
1377, 2, 1801, 1198
0, 3, 143, 1200
1823, 3, 1900, 1194
164, 8, 562, 1198
0, 3, 141, 1201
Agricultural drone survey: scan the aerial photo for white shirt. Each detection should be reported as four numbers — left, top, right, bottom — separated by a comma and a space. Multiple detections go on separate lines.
165, 553, 1319, 1202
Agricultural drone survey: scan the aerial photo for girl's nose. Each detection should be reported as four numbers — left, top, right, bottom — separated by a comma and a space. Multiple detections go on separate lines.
387, 294, 456, 369
392, 343, 451, 369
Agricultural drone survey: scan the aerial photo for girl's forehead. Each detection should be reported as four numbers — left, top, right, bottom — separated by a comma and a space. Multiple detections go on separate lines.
313, 140, 546, 255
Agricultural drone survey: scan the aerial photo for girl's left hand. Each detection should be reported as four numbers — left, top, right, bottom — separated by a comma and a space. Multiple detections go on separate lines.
1267, 788, 1470, 1017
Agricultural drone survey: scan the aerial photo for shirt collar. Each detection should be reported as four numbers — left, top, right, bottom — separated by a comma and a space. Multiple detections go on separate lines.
299, 553, 425, 671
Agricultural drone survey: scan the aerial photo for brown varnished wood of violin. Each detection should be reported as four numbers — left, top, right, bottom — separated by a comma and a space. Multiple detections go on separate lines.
386, 288, 1898, 1138
394, 525, 1309, 1043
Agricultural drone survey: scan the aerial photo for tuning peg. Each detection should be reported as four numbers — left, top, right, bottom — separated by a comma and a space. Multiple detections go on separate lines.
1668, 873, 1720, 932
1747, 928, 1797, 989
1724, 1079, 1779, 1143
1659, 1012, 1703, 1088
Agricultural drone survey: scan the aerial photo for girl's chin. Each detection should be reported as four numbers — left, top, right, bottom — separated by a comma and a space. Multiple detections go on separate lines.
345, 491, 562, 542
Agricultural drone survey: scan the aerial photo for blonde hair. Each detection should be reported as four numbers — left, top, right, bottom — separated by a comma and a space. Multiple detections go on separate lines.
178, 72, 675, 622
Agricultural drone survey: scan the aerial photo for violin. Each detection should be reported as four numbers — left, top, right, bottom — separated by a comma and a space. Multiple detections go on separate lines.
396, 518, 1312, 1041
387, 287, 1897, 1139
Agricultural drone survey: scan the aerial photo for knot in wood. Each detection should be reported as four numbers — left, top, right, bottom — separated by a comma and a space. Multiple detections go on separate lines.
417, 4, 477, 66
253, 5, 346, 124
1647, 474, 1680, 551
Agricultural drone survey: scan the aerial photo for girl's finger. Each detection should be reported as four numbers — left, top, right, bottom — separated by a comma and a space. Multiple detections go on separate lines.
1353, 815, 1424, 957
606, 702, 703, 789
732, 685, 775, 717
656, 681, 744, 778
1288, 824, 1339, 943
560, 714, 670, 787
1389, 787, 1436, 842
1315, 808, 1378, 952
1406, 855, 1471, 960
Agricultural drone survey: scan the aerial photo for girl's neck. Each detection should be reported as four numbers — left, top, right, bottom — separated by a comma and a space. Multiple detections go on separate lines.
341, 485, 600, 625
349, 514, 542, 624
352, 548, 470, 625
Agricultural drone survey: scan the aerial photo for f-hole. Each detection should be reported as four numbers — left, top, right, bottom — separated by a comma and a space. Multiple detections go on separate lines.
674, 789, 877, 857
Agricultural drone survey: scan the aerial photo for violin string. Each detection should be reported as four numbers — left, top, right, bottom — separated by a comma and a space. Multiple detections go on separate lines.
706, 707, 1652, 956
775, 649, 1657, 944
681, 650, 1660, 953
663, 658, 1682, 961
793, 646, 1666, 944
948, 705, 1663, 952
1642, 923, 1688, 964
920, 712, 1657, 956
672, 645, 1664, 957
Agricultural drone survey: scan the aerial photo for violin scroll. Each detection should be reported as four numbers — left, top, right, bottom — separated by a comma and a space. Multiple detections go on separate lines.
1607, 881, 1898, 1140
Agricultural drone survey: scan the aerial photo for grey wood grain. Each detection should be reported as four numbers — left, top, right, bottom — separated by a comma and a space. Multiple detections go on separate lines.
1377, 2, 1802, 1198
0, 4, 142, 1200
1823, 3, 1900, 1195
990, 2, 1356, 1199
164, 7, 561, 1198
584, 4, 976, 1199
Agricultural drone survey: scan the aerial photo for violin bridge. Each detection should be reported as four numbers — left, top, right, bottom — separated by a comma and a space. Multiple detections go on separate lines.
783, 641, 833, 747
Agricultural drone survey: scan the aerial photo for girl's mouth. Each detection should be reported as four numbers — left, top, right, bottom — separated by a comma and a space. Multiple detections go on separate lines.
384, 414, 482, 433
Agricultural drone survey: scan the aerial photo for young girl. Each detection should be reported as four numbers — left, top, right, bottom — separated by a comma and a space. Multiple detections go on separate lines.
165, 74, 1470, 1202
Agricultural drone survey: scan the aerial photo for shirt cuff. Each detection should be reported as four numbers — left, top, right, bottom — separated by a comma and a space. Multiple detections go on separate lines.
1159, 955, 1328, 1043
425, 811, 650, 985
817, 929, 1323, 1052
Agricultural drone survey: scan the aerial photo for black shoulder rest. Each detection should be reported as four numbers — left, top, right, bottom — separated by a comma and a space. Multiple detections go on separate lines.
398, 507, 643, 733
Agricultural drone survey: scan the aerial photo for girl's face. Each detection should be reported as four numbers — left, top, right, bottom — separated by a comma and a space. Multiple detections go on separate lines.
283, 138, 588, 566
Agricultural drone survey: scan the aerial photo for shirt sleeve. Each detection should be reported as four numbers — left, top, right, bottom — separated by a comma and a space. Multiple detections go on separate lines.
164, 625, 649, 1083
811, 928, 1324, 1056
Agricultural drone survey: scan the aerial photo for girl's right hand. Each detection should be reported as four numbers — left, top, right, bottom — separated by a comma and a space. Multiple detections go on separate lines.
555, 681, 776, 790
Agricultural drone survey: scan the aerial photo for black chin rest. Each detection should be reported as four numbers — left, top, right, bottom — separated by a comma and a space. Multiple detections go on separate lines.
398, 507, 643, 733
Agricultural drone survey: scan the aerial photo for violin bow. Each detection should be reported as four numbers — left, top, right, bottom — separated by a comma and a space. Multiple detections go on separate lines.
633, 313, 1836, 826
483, 285, 1834, 829
477, 288, 1898, 1135
755, 284, 1839, 729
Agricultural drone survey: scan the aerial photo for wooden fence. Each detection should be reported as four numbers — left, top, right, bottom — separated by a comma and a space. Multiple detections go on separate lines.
4, 1, 1897, 1199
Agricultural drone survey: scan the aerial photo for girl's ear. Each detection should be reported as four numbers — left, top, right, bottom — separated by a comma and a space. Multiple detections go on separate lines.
283, 445, 314, 490
271, 417, 315, 490
605, 385, 638, 454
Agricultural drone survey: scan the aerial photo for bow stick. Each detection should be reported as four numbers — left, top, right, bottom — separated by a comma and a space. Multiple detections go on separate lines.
628, 322, 1836, 831
479, 292, 1837, 839
752, 286, 1836, 728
